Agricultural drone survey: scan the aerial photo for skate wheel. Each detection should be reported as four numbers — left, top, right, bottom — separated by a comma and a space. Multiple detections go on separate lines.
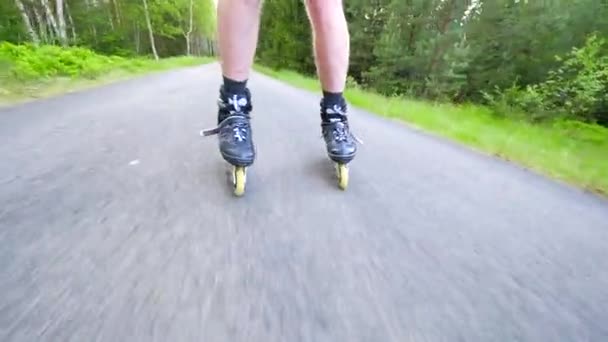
232, 166, 247, 196
335, 163, 349, 190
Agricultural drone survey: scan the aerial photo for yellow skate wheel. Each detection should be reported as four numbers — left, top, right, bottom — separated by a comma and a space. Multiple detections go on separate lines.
232, 166, 247, 196
336, 163, 349, 190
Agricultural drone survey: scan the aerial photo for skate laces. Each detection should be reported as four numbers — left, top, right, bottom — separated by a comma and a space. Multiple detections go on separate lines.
230, 117, 249, 142
322, 118, 364, 145
212, 114, 250, 143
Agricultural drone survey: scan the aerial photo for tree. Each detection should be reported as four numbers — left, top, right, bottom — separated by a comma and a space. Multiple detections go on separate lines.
257, 0, 314, 74
142, 0, 159, 60
345, 0, 390, 85
13, 0, 39, 44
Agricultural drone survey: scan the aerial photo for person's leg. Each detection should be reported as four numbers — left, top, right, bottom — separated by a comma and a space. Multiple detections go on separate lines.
305, 0, 357, 164
217, 0, 262, 87
212, 0, 263, 167
305, 0, 349, 95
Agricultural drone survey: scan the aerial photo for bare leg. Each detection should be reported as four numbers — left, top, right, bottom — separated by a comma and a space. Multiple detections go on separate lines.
217, 0, 263, 82
208, 0, 262, 171
305, 0, 349, 93
305, 0, 357, 167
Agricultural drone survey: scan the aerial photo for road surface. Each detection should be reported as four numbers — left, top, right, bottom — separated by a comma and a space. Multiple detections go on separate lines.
1, 63, 608, 342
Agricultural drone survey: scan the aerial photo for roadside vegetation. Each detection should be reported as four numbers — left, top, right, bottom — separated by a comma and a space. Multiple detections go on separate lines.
0, 43, 211, 104
0, 0, 216, 104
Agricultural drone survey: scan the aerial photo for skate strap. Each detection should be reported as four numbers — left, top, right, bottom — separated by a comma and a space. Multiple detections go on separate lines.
201, 127, 220, 136
201, 115, 249, 137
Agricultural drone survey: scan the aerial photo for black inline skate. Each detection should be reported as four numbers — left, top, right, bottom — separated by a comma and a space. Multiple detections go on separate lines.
320, 98, 359, 190
202, 86, 255, 196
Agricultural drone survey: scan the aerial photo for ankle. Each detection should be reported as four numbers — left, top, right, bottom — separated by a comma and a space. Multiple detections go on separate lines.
222, 75, 248, 95
218, 85, 252, 123
320, 91, 347, 122
323, 89, 344, 103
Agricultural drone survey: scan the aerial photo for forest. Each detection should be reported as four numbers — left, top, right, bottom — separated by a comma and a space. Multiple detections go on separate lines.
0, 0, 217, 57
1, 0, 607, 127
257, 0, 608, 126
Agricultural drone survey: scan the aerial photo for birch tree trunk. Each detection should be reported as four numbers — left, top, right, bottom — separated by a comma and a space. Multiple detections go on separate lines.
65, 0, 77, 42
55, 0, 68, 45
142, 0, 159, 60
40, 0, 59, 41
186, 0, 194, 56
14, 0, 40, 44
186, 0, 194, 55
32, 6, 48, 43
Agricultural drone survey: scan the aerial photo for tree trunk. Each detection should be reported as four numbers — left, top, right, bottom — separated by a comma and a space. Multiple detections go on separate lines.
40, 0, 59, 41
185, 0, 194, 55
134, 23, 141, 54
108, 7, 114, 30
142, 0, 159, 60
14, 0, 40, 44
65, 0, 77, 42
112, 0, 121, 24
55, 0, 68, 45
32, 6, 48, 43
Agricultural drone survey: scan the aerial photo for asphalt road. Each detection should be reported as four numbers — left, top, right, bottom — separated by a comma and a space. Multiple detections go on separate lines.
1, 63, 608, 342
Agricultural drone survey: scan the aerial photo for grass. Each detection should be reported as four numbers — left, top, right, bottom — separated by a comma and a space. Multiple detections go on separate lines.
0, 43, 214, 106
254, 65, 608, 196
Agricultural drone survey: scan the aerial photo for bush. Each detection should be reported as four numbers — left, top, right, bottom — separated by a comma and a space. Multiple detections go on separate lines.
0, 42, 131, 80
535, 34, 608, 124
482, 83, 551, 121
485, 34, 608, 125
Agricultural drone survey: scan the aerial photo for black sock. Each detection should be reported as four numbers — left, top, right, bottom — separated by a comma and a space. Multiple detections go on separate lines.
322, 91, 345, 109
321, 91, 347, 122
223, 76, 247, 95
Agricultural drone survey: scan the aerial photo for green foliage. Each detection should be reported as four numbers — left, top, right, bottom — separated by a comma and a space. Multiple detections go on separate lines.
485, 35, 608, 124
367, 0, 472, 100
257, 0, 314, 74
256, 0, 608, 126
0, 42, 211, 104
345, 0, 390, 86
0, 42, 124, 80
535, 35, 608, 124
0, 1, 24, 42
481, 83, 549, 121
2, 0, 216, 58
0, 42, 207, 83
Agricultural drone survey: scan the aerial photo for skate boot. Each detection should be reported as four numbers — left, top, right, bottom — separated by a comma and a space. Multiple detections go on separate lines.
202, 86, 255, 196
320, 99, 358, 190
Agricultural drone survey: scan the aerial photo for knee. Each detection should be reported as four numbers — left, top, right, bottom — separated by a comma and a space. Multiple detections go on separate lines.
305, 0, 343, 20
